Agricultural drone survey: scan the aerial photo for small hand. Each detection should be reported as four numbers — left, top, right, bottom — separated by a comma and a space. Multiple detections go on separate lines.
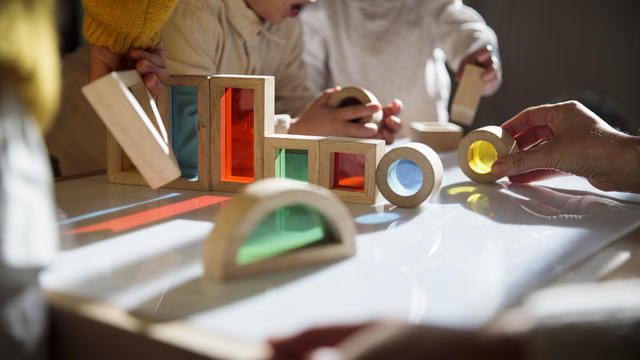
456, 45, 501, 95
373, 99, 403, 145
289, 87, 381, 138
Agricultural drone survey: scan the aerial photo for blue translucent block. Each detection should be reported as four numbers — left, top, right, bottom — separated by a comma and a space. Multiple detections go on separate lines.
235, 205, 334, 265
387, 159, 423, 196
171, 86, 198, 179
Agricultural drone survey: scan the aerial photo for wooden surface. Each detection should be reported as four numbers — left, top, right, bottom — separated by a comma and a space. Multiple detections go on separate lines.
450, 64, 484, 126
211, 75, 275, 192
318, 137, 385, 204
327, 86, 383, 125
457, 125, 516, 183
375, 143, 443, 208
409, 122, 463, 152
263, 134, 323, 184
83, 70, 180, 189
203, 179, 356, 280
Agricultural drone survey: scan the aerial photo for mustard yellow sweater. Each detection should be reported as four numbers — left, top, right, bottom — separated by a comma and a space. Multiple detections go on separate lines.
82, 0, 179, 54
0, 0, 60, 131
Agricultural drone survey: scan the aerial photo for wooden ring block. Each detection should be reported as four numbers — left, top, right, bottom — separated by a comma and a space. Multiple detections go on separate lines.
327, 86, 383, 125
409, 122, 463, 152
457, 125, 516, 183
376, 143, 443, 208
203, 178, 356, 281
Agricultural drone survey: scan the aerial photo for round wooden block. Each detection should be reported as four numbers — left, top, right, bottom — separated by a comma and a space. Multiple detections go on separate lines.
327, 86, 383, 125
376, 142, 443, 208
202, 178, 356, 280
457, 125, 516, 183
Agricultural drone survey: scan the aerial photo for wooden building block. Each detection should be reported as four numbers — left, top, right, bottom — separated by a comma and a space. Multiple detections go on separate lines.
457, 125, 516, 183
318, 137, 385, 204
409, 122, 463, 152
264, 134, 323, 184
202, 178, 356, 281
376, 142, 443, 208
211, 75, 275, 192
82, 70, 180, 189
450, 64, 484, 126
327, 86, 382, 125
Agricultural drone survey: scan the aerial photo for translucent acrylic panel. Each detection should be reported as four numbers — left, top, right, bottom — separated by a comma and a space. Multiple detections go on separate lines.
467, 140, 497, 175
235, 205, 335, 265
332, 153, 365, 192
275, 148, 309, 183
171, 86, 198, 179
387, 159, 423, 196
220, 88, 254, 183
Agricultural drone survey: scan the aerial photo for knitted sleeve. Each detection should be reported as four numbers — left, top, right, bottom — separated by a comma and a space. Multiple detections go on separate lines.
82, 0, 180, 54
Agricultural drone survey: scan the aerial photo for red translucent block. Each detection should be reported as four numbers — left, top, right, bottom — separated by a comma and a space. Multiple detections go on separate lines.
332, 153, 365, 192
220, 88, 255, 183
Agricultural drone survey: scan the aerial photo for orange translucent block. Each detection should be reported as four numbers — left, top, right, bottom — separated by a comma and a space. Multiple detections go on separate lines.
221, 88, 255, 183
332, 153, 365, 192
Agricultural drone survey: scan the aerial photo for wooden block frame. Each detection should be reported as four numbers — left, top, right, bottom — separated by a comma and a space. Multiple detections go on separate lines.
83, 70, 180, 189
327, 86, 382, 125
457, 125, 516, 183
409, 122, 463, 152
211, 75, 275, 192
450, 64, 484, 126
264, 134, 323, 184
156, 75, 212, 190
318, 137, 385, 204
203, 178, 356, 281
376, 142, 443, 208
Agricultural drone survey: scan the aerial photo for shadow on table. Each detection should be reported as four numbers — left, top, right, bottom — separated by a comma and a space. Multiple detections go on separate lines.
349, 203, 422, 235
439, 181, 640, 229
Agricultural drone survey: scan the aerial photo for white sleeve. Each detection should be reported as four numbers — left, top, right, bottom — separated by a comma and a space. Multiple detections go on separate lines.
300, 4, 332, 97
427, 0, 499, 73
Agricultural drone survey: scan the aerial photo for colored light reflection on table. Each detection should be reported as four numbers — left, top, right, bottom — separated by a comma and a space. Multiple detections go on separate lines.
171, 85, 199, 179
275, 148, 309, 182
221, 88, 254, 183
467, 140, 497, 174
69, 195, 230, 235
235, 205, 333, 265
332, 153, 365, 192
387, 159, 423, 196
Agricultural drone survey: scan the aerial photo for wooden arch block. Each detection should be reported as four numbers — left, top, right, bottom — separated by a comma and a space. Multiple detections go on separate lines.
202, 178, 356, 280
457, 125, 516, 183
211, 75, 275, 192
82, 70, 180, 189
327, 86, 382, 125
264, 134, 323, 184
318, 137, 385, 204
376, 142, 443, 208
409, 122, 463, 152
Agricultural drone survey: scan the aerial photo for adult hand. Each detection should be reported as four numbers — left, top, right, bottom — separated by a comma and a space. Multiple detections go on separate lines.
491, 101, 640, 193
456, 45, 501, 95
88, 40, 169, 97
289, 87, 382, 139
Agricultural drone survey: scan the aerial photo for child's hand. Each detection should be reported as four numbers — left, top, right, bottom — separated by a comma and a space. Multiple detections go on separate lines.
456, 45, 501, 95
88, 41, 169, 97
375, 99, 403, 145
290, 87, 381, 138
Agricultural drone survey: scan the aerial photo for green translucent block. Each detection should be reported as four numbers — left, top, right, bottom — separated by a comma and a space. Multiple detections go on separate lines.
171, 86, 198, 179
235, 205, 334, 265
275, 148, 309, 183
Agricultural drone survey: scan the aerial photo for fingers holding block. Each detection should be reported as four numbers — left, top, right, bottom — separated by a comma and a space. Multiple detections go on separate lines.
409, 122, 463, 152
328, 86, 383, 125
202, 178, 356, 281
376, 143, 443, 208
457, 125, 516, 183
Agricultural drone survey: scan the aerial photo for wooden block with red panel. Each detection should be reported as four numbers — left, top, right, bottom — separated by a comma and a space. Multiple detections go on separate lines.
318, 137, 385, 204
211, 75, 275, 192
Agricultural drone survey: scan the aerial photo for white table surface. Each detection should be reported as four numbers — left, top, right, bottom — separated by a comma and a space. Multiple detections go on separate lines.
41, 150, 640, 348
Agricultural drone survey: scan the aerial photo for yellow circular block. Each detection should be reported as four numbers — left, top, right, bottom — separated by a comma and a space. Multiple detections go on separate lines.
327, 86, 383, 125
457, 126, 516, 183
376, 142, 443, 208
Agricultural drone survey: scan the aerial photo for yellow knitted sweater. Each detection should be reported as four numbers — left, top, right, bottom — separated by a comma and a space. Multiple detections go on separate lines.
0, 0, 60, 131
82, 0, 179, 54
